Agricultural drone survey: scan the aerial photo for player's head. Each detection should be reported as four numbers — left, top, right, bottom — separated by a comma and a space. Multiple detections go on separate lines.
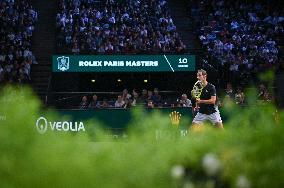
197, 69, 207, 82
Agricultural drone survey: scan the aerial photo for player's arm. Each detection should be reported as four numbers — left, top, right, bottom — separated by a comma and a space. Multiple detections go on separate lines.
197, 96, 216, 104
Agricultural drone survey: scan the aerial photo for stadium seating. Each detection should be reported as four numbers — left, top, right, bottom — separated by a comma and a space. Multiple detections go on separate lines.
56, 0, 186, 54
0, 0, 38, 84
189, 0, 283, 86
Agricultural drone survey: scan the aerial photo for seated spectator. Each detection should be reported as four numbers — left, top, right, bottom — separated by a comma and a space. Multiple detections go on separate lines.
257, 84, 273, 103
152, 88, 162, 106
225, 83, 234, 99
79, 96, 88, 109
122, 89, 131, 101
71, 43, 80, 54
235, 87, 245, 105
139, 89, 148, 103
147, 90, 154, 102
179, 94, 192, 107
88, 94, 101, 109
115, 95, 125, 108
131, 91, 139, 106
101, 99, 110, 108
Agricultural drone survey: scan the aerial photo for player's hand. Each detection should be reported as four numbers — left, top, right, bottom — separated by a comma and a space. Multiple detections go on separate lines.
196, 99, 201, 104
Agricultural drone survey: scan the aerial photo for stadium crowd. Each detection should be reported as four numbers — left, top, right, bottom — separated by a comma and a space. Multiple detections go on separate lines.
0, 0, 38, 84
0, 0, 280, 110
189, 0, 283, 86
76, 83, 273, 109
56, 0, 186, 54
76, 87, 189, 109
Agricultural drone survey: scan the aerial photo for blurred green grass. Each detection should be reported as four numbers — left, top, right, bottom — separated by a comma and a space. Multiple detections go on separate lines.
0, 86, 283, 188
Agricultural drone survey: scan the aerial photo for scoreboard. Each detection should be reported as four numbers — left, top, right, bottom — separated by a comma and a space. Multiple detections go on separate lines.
52, 55, 195, 72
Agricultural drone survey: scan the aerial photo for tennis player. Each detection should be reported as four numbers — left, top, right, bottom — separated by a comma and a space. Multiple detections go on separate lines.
191, 69, 223, 129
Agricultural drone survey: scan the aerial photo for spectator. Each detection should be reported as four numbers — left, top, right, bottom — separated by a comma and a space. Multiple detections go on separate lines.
147, 90, 154, 102
179, 94, 192, 107
235, 87, 245, 105
225, 83, 234, 99
122, 88, 131, 101
131, 90, 139, 106
88, 94, 100, 109
152, 88, 162, 106
258, 84, 273, 103
115, 95, 125, 108
101, 98, 110, 108
140, 89, 148, 103
79, 95, 88, 109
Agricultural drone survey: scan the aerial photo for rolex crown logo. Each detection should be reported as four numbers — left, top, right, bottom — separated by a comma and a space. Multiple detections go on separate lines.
169, 111, 181, 127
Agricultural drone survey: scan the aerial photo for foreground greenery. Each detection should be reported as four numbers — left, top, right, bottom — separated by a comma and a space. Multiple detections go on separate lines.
0, 86, 283, 188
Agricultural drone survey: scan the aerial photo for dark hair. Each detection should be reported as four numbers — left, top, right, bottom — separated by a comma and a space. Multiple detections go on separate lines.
198, 69, 207, 76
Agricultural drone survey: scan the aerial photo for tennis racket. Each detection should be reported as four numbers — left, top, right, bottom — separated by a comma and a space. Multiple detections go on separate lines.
191, 81, 204, 113
191, 81, 203, 100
